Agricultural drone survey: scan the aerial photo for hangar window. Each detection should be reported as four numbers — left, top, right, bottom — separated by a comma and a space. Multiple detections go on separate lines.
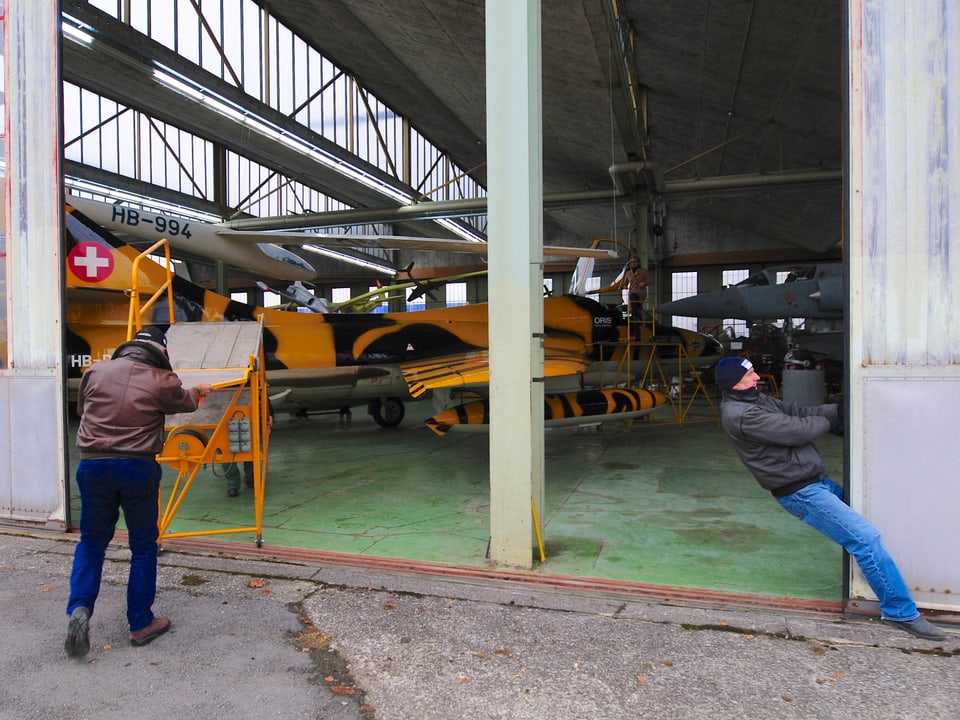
585, 276, 601, 301
82, 0, 486, 241
63, 84, 213, 196
723, 269, 750, 338
331, 287, 351, 305
406, 288, 426, 312
368, 286, 389, 314
446, 282, 467, 307
141, 253, 190, 285
669, 272, 698, 332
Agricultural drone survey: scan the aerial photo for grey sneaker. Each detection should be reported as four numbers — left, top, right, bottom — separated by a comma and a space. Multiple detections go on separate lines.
65, 606, 90, 658
883, 616, 947, 641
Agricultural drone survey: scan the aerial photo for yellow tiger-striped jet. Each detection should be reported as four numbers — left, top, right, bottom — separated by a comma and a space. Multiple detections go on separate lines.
63, 202, 722, 429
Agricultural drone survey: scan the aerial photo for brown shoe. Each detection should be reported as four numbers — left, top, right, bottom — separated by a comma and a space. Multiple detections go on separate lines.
129, 616, 171, 647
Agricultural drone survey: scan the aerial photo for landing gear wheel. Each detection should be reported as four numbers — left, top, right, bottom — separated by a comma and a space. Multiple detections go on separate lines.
368, 398, 405, 427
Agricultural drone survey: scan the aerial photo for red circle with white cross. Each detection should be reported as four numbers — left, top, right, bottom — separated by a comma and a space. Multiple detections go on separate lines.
68, 242, 115, 282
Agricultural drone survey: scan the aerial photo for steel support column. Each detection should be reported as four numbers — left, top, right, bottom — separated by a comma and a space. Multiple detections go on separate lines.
1, 0, 67, 524
486, 0, 544, 569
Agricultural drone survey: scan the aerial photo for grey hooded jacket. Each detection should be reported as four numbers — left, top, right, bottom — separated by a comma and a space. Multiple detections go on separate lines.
719, 388, 841, 497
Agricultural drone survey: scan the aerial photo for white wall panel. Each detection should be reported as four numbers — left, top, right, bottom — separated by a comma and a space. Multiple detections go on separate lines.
849, 0, 960, 611
862, 375, 960, 610
0, 373, 63, 521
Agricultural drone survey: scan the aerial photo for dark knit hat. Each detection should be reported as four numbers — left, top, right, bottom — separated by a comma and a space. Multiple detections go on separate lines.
133, 326, 167, 349
714, 356, 753, 391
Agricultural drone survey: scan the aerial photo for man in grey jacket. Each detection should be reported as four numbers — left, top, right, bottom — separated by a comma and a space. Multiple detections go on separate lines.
65, 326, 212, 658
716, 356, 946, 641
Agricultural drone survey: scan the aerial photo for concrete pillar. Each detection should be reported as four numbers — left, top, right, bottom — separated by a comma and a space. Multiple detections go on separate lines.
485, 0, 544, 568
1, 0, 67, 524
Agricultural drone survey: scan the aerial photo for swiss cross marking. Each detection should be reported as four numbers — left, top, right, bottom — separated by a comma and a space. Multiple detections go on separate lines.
68, 242, 114, 282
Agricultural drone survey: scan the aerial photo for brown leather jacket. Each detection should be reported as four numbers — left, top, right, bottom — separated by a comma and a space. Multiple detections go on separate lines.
626, 265, 653, 301
76, 340, 202, 460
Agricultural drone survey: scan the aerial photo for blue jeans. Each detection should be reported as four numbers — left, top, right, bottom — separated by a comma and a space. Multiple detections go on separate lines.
777, 478, 919, 621
67, 458, 161, 632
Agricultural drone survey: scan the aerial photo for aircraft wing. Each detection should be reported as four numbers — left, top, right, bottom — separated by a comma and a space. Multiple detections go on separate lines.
220, 230, 618, 260
400, 346, 592, 399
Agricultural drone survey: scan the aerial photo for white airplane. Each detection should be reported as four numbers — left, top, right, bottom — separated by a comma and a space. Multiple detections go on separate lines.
67, 194, 318, 281
66, 193, 617, 282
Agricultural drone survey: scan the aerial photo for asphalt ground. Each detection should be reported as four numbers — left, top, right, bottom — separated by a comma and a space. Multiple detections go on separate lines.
1, 529, 957, 720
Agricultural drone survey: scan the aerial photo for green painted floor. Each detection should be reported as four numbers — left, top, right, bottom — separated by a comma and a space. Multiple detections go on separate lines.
68, 398, 844, 603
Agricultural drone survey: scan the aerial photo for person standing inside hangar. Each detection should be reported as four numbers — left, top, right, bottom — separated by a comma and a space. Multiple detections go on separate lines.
65, 326, 212, 657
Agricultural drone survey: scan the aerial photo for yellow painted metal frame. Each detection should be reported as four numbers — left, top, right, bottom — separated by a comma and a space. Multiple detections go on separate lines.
615, 304, 658, 388
127, 238, 176, 337
125, 240, 270, 547
157, 333, 270, 547
757, 373, 780, 398
638, 341, 718, 425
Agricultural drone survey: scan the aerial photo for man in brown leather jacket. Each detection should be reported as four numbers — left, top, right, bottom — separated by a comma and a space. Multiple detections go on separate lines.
65, 326, 212, 658
621, 254, 654, 320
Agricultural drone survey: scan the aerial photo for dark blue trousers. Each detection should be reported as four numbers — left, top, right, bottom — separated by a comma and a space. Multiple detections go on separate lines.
67, 458, 161, 632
